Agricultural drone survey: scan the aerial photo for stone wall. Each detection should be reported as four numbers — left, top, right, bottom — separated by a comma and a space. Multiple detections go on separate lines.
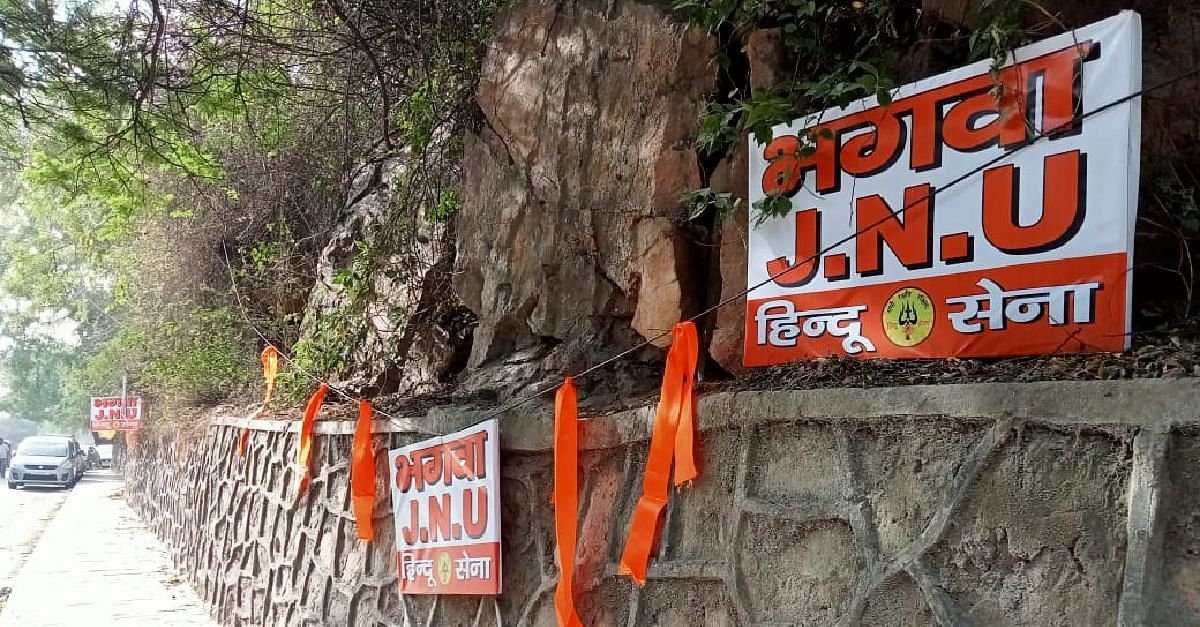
126, 379, 1200, 625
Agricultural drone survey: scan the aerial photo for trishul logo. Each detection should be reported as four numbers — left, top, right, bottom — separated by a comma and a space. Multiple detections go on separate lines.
884, 287, 935, 347
437, 552, 454, 586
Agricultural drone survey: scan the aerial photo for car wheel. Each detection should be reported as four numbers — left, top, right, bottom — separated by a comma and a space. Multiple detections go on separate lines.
7, 480, 17, 489
67, 472, 77, 489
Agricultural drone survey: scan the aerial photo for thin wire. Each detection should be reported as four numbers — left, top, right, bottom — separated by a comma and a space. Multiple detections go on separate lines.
461, 63, 1200, 427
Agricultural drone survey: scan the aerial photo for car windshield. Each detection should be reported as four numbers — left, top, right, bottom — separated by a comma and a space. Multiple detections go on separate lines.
17, 441, 68, 457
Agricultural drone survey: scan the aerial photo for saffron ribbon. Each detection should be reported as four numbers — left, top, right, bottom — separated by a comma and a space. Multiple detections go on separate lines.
351, 399, 376, 541
239, 346, 281, 456
618, 322, 700, 585
296, 382, 329, 495
553, 377, 583, 627
261, 346, 280, 404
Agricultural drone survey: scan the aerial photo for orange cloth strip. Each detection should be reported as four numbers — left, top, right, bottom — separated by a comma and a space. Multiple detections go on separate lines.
618, 322, 700, 585
351, 399, 376, 541
261, 346, 280, 405
553, 377, 583, 627
673, 325, 699, 485
239, 346, 281, 457
296, 382, 329, 495
238, 407, 265, 456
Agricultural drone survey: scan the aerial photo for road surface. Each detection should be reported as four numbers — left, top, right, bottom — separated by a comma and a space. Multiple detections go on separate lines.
0, 473, 67, 586
0, 469, 213, 626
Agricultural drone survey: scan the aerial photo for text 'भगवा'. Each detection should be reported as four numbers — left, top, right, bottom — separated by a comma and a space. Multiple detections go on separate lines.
745, 11, 1142, 366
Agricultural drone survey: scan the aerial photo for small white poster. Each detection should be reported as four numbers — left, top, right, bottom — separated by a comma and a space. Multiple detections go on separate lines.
387, 418, 501, 595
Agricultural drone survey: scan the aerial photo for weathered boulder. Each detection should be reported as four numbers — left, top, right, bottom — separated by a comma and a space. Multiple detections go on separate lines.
745, 28, 789, 91
454, 0, 716, 387
632, 218, 698, 347
709, 142, 750, 374
302, 157, 470, 395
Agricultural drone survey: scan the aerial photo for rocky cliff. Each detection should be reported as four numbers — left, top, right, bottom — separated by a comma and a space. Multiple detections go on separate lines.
452, 0, 720, 399
301, 156, 473, 397
291, 0, 1200, 403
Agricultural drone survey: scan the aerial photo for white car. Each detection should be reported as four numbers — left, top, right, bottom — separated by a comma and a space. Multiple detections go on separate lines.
95, 444, 113, 468
7, 435, 84, 489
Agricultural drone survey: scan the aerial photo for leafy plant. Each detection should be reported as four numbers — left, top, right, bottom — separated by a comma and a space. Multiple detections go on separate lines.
971, 0, 1029, 74
428, 187, 461, 223
681, 187, 741, 221
675, 0, 1038, 225
752, 193, 794, 226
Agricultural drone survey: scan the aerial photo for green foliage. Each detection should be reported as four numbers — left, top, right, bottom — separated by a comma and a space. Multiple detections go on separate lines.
971, 0, 1029, 73
677, 0, 1036, 224
250, 241, 287, 273
671, 0, 738, 30
399, 76, 442, 154
0, 0, 501, 419
684, 0, 908, 156
0, 1, 135, 147
0, 334, 76, 424
136, 308, 256, 402
697, 91, 795, 154
751, 193, 793, 227
696, 102, 742, 155
331, 240, 375, 303
428, 187, 461, 222
281, 315, 352, 401
681, 187, 740, 221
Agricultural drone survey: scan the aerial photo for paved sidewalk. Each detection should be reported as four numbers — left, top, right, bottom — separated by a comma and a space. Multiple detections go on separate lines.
0, 471, 213, 626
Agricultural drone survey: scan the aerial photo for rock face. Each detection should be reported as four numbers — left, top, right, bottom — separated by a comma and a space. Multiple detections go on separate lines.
708, 143, 749, 374
304, 0, 1200, 392
453, 0, 715, 386
302, 157, 471, 395
706, 25, 784, 374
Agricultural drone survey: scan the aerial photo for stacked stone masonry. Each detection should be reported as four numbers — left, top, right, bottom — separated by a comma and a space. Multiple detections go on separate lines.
125, 380, 1200, 625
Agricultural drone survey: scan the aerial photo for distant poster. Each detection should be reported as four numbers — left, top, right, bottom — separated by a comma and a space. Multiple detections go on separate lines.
89, 396, 142, 431
745, 12, 1141, 366
387, 419, 501, 595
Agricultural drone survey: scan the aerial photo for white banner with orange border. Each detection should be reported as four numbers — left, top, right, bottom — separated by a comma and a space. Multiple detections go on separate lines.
388, 419, 501, 595
90, 396, 143, 431
745, 12, 1141, 365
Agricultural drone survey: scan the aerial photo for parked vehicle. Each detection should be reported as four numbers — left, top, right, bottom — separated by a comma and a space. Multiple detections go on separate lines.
7, 435, 85, 489
95, 444, 113, 469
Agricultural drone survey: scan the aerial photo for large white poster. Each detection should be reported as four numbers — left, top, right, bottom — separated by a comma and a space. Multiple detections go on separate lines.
745, 12, 1141, 366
